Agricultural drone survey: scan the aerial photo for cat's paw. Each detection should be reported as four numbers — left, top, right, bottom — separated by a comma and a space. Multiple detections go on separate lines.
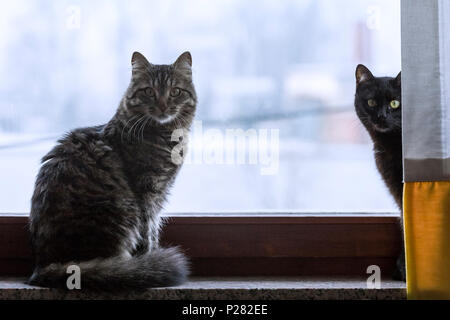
392, 251, 406, 281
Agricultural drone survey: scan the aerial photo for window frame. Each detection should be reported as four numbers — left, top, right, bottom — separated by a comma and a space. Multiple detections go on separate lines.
0, 213, 401, 277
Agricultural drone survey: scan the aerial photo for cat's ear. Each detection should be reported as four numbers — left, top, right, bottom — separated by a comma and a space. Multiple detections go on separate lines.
394, 71, 401, 87
131, 52, 151, 73
355, 64, 374, 85
173, 51, 192, 77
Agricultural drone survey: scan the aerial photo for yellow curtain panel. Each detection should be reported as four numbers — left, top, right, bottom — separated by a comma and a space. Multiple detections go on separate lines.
404, 182, 450, 299
402, 0, 450, 299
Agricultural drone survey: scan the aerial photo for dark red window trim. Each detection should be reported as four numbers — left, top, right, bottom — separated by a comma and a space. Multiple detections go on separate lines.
0, 213, 401, 277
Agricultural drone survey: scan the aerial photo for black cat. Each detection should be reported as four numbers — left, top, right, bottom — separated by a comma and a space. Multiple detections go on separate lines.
354, 64, 405, 281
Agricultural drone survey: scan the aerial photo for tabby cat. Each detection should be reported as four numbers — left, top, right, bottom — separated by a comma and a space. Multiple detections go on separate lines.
354, 64, 405, 280
28, 51, 197, 290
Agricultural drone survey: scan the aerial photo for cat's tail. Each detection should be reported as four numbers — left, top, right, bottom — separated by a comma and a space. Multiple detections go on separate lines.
27, 247, 189, 291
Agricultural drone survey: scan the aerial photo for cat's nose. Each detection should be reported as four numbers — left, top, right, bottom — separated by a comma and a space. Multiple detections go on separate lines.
377, 108, 387, 118
158, 102, 168, 113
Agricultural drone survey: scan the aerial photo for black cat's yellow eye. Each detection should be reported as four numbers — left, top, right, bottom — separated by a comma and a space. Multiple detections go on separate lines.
390, 100, 400, 109
367, 99, 377, 107
170, 88, 181, 97
144, 88, 155, 97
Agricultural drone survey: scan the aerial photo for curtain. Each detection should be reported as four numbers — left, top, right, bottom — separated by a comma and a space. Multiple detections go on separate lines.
402, 0, 450, 299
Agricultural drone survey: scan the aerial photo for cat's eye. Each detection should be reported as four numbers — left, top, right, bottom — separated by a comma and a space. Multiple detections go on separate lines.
170, 88, 181, 97
144, 88, 155, 97
390, 100, 400, 109
367, 99, 377, 107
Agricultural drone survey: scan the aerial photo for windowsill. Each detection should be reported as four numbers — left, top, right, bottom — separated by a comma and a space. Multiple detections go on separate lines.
0, 277, 406, 300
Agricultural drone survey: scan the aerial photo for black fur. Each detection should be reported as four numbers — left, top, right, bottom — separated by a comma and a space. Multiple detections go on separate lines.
354, 64, 405, 281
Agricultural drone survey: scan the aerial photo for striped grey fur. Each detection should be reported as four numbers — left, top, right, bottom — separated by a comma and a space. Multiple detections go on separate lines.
28, 52, 197, 291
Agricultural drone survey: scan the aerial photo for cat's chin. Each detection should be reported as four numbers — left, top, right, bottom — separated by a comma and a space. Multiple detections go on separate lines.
153, 115, 175, 124
372, 124, 392, 133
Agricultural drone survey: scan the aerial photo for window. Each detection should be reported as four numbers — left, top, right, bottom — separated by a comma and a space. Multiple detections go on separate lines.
0, 0, 401, 214
0, 0, 403, 280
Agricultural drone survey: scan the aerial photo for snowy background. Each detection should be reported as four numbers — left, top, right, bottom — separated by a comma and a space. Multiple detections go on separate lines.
0, 0, 401, 214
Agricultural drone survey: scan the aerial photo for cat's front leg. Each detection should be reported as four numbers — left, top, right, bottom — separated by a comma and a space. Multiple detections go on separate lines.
393, 249, 406, 281
136, 172, 158, 193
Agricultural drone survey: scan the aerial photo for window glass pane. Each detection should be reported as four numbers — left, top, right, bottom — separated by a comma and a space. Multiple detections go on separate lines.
0, 0, 401, 213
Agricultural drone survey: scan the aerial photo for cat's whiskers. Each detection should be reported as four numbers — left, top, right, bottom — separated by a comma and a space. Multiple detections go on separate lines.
127, 115, 147, 143
133, 116, 149, 142
120, 115, 140, 143
349, 116, 366, 130
139, 115, 151, 143
136, 115, 152, 143
171, 109, 189, 129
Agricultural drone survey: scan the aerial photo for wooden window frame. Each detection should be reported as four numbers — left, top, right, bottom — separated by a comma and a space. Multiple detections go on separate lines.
0, 213, 401, 278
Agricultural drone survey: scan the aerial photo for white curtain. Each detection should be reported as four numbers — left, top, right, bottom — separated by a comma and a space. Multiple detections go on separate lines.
402, 0, 450, 181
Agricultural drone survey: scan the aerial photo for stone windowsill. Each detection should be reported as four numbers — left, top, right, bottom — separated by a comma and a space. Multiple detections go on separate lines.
0, 277, 406, 300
